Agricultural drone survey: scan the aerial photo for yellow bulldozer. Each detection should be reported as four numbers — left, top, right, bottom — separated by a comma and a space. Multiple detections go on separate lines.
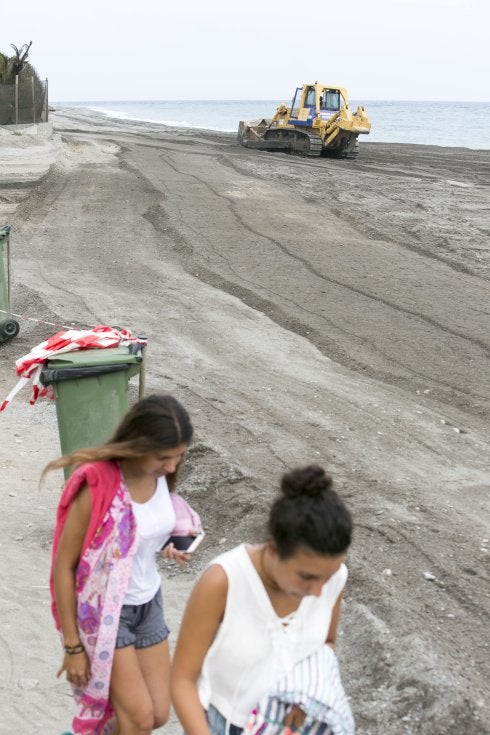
238, 82, 371, 158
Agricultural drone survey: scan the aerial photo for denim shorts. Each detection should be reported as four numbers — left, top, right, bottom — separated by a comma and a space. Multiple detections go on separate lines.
206, 705, 243, 735
115, 587, 169, 649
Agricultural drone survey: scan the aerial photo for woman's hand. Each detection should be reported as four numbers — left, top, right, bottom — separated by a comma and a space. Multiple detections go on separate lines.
283, 705, 306, 733
161, 542, 191, 565
57, 649, 91, 688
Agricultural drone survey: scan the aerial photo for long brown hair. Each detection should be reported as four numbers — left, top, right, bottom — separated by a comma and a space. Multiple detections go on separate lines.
42, 393, 193, 489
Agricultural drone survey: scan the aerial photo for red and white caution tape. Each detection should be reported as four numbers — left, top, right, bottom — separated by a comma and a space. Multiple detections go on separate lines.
1, 325, 147, 412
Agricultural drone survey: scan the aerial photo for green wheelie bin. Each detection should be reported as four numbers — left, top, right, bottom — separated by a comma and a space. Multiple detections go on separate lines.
39, 344, 145, 477
0, 225, 20, 343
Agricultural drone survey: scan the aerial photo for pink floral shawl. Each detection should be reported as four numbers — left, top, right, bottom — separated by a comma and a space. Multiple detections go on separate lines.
53, 464, 137, 735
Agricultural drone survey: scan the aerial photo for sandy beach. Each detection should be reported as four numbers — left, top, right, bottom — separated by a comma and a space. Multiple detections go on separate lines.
0, 109, 489, 735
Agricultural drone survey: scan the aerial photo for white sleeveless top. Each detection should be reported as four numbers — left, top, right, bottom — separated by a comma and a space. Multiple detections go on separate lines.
198, 544, 348, 727
123, 475, 175, 605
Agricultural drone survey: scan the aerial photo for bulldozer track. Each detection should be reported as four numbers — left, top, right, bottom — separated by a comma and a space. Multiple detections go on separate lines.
263, 129, 323, 157
345, 140, 360, 159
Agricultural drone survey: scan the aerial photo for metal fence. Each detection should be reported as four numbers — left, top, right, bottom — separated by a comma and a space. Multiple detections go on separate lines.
0, 76, 48, 126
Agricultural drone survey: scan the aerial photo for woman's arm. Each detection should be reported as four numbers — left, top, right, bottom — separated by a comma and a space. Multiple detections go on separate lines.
53, 483, 92, 686
171, 564, 228, 735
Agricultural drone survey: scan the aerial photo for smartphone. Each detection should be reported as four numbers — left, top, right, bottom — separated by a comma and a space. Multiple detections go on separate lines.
186, 533, 205, 553
162, 533, 205, 553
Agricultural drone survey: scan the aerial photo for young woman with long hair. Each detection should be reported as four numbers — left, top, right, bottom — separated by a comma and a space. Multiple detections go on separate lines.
47, 393, 194, 735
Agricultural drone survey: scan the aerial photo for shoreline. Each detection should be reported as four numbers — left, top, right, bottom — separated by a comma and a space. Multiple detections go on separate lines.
48, 102, 490, 150
0, 110, 489, 734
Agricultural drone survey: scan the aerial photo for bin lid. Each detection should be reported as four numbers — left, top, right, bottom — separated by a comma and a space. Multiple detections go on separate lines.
0, 224, 11, 242
46, 345, 143, 368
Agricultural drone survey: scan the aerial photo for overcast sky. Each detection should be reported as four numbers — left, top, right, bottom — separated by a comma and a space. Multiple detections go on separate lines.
2, 0, 489, 102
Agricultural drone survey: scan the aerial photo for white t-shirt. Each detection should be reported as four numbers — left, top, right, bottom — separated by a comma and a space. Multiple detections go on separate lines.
198, 544, 348, 727
123, 475, 176, 605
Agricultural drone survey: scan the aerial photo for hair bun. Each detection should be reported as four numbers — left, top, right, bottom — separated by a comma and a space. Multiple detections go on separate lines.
281, 465, 333, 498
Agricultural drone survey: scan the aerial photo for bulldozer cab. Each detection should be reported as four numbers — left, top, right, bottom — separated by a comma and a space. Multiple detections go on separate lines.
289, 86, 316, 126
290, 87, 305, 119
289, 85, 342, 124
320, 89, 341, 110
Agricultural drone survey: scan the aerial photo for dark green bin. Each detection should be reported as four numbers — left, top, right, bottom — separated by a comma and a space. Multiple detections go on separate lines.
40, 345, 144, 476
0, 225, 20, 342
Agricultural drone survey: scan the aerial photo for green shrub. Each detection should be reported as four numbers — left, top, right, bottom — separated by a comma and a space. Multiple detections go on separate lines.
0, 43, 46, 125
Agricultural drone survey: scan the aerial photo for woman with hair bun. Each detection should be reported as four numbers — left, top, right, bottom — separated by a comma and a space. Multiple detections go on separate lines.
171, 465, 353, 735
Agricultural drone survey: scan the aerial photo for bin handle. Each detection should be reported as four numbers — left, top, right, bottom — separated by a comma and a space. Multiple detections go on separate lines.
40, 363, 131, 385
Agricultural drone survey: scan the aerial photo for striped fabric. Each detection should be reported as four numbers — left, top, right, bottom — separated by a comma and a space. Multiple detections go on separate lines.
0, 325, 146, 411
244, 645, 354, 735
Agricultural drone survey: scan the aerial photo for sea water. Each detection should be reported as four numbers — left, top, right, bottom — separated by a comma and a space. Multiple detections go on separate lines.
55, 99, 490, 150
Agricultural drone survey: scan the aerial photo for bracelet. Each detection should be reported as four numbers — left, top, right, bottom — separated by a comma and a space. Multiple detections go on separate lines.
64, 642, 85, 655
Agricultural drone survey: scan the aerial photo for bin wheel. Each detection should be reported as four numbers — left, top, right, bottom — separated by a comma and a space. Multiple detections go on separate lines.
0, 319, 20, 341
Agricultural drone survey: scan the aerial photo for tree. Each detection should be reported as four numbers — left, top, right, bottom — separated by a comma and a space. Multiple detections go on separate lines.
0, 41, 46, 125
10, 41, 33, 79
0, 42, 33, 84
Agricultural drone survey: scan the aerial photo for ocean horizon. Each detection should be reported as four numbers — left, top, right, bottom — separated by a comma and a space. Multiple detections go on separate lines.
53, 99, 490, 150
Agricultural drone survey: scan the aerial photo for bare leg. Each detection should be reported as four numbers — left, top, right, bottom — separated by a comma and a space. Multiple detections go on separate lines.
136, 640, 171, 726
109, 641, 170, 735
